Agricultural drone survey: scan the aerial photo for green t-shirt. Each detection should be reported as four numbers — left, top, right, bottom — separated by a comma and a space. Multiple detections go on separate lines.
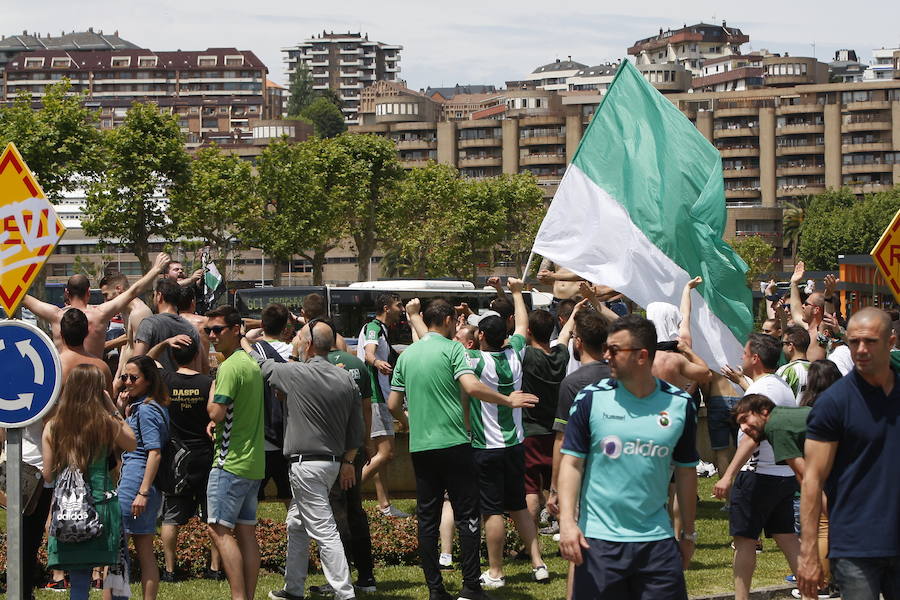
466, 334, 526, 449
328, 350, 372, 400
765, 405, 812, 466
390, 332, 475, 453
212, 350, 265, 480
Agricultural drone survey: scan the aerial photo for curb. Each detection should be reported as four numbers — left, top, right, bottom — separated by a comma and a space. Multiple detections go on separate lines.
693, 583, 796, 600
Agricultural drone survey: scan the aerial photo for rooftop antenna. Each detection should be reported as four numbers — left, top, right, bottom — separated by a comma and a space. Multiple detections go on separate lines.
811, 41, 816, 59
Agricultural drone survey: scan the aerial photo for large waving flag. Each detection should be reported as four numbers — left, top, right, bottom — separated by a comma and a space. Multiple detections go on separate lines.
532, 61, 752, 370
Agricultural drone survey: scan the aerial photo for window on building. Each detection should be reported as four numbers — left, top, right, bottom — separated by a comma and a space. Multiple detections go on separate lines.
225, 55, 245, 66
138, 56, 158, 68
24, 57, 44, 68
50, 57, 70, 68
111, 57, 131, 67
198, 56, 217, 67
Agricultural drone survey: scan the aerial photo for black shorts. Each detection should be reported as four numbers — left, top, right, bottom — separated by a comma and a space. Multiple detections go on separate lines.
473, 444, 527, 516
574, 538, 687, 600
729, 471, 798, 539
162, 448, 212, 525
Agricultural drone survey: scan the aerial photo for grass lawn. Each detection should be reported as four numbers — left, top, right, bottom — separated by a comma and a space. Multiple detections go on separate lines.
4, 478, 795, 599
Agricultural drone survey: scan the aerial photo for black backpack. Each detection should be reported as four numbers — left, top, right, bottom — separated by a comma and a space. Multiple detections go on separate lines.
134, 402, 186, 495
254, 341, 287, 448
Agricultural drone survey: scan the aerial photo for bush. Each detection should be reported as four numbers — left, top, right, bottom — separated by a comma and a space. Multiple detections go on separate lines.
0, 506, 526, 581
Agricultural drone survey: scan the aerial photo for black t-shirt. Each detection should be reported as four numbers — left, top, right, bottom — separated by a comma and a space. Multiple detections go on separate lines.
553, 361, 613, 434
161, 370, 214, 450
806, 369, 900, 558
522, 344, 570, 437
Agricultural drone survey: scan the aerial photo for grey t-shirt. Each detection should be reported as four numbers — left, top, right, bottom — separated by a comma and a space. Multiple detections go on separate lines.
135, 312, 201, 372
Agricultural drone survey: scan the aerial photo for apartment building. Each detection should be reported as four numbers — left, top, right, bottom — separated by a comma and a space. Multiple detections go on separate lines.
1, 47, 272, 146
282, 31, 401, 125
629, 22, 749, 77
507, 58, 588, 91
0, 28, 139, 71
830, 50, 869, 83
865, 47, 900, 81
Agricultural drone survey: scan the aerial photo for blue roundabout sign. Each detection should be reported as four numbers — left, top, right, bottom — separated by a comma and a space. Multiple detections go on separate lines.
0, 320, 62, 427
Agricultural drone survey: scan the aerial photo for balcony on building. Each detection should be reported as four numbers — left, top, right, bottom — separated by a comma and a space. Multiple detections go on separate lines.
713, 116, 759, 138
776, 157, 825, 176
776, 175, 826, 197
722, 157, 760, 179
519, 123, 566, 146
458, 148, 503, 168
841, 110, 893, 133
777, 134, 826, 156
842, 151, 898, 175
841, 132, 893, 153
457, 123, 503, 148
716, 140, 761, 158
714, 98, 774, 117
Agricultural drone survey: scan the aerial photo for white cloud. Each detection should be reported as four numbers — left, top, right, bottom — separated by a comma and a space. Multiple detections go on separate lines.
5, 0, 898, 89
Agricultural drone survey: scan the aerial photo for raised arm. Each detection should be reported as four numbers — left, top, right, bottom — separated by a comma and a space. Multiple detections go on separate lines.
676, 340, 712, 384
577, 282, 619, 323
22, 294, 60, 322
98, 252, 170, 319
507, 277, 528, 338
823, 274, 838, 318
679, 276, 702, 348
405, 298, 428, 341
147, 334, 193, 360
789, 261, 807, 325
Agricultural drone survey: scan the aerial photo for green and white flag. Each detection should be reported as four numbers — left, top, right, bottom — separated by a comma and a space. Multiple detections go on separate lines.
202, 252, 223, 305
532, 61, 752, 369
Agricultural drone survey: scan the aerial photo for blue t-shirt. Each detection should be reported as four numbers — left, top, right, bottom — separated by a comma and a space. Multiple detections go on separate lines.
561, 378, 699, 542
122, 398, 169, 468
806, 369, 900, 558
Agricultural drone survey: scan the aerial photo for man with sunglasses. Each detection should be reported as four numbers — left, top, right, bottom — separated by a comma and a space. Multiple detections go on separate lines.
558, 315, 698, 599
776, 326, 811, 404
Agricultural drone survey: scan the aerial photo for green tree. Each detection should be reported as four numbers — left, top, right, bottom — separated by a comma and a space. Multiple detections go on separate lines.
728, 235, 774, 286
316, 87, 343, 109
385, 162, 465, 278
286, 64, 315, 118
82, 102, 190, 272
247, 138, 349, 285
798, 187, 900, 270
484, 173, 546, 275
302, 97, 347, 138
167, 144, 260, 265
334, 134, 405, 281
782, 196, 811, 265
0, 80, 103, 200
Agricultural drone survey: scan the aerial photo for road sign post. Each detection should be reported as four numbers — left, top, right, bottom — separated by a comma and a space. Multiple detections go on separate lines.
1, 142, 66, 599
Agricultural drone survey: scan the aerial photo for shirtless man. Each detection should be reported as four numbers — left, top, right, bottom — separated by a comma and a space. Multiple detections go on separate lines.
58, 308, 114, 396
176, 285, 211, 374
99, 271, 154, 381
23, 252, 169, 359
537, 259, 585, 301
649, 277, 712, 393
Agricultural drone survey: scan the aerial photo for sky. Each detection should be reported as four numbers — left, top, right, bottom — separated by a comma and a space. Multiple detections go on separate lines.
6, 1, 900, 90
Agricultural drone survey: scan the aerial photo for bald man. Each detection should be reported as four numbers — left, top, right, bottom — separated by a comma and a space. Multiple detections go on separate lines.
798, 308, 900, 598
24, 252, 169, 359
242, 321, 363, 600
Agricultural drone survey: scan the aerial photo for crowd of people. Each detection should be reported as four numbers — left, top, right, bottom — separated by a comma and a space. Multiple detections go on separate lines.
1, 253, 899, 600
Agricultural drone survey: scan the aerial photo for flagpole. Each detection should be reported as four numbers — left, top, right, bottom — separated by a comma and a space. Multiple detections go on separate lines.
201, 247, 209, 303
522, 252, 535, 283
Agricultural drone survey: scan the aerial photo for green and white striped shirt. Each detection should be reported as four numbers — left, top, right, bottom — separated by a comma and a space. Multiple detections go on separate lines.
776, 359, 810, 404
466, 334, 526, 449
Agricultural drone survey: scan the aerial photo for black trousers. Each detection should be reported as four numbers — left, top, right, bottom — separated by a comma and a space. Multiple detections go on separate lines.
328, 450, 375, 580
258, 449, 291, 501
411, 443, 482, 594
24, 486, 54, 591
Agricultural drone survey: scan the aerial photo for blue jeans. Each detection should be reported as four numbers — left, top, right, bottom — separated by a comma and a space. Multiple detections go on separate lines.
831, 556, 900, 599
68, 569, 92, 600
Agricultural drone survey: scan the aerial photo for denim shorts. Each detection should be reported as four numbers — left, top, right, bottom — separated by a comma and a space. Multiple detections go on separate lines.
706, 395, 741, 450
206, 467, 261, 528
118, 459, 162, 535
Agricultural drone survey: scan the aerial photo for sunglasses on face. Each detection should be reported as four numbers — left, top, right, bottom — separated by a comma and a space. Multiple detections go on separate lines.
606, 345, 641, 357
204, 325, 231, 335
119, 374, 139, 383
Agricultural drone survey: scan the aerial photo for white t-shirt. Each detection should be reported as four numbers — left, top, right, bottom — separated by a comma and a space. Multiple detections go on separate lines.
550, 338, 581, 376
740, 373, 797, 477
828, 344, 853, 376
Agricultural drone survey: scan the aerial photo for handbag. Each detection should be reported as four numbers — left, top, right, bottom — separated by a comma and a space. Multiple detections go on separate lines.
49, 466, 104, 543
0, 450, 45, 516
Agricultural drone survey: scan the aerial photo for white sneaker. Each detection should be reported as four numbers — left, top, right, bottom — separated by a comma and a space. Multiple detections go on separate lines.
479, 571, 505, 589
380, 504, 410, 518
532, 564, 550, 583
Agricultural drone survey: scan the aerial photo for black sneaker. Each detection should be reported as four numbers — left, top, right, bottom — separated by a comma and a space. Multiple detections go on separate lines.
429, 590, 454, 600
268, 590, 303, 600
457, 587, 492, 600
203, 568, 227, 581
355, 576, 377, 593
160, 570, 177, 583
